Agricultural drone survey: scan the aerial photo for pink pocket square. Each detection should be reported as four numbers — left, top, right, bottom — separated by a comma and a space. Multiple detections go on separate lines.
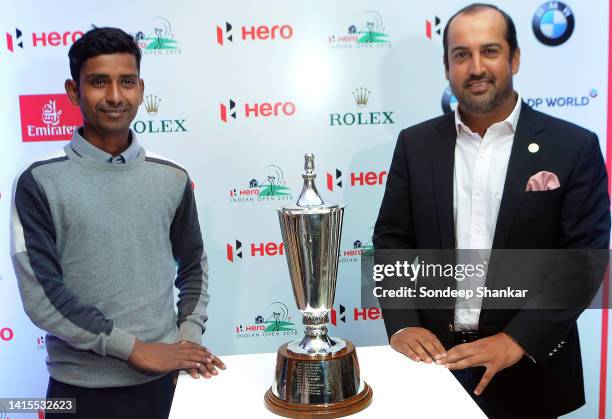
526, 171, 560, 192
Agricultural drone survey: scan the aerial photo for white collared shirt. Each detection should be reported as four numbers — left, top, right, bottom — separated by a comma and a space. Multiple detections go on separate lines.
453, 94, 522, 331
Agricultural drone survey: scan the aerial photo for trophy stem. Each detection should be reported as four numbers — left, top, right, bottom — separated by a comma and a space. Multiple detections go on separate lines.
292, 311, 338, 354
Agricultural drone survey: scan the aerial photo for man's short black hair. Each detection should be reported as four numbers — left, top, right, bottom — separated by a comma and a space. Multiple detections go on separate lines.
443, 3, 518, 70
68, 27, 141, 83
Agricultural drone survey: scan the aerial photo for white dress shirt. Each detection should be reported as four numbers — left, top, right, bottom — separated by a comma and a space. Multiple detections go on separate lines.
453, 94, 522, 331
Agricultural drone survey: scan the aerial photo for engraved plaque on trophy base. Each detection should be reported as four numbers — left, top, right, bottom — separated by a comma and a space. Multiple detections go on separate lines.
264, 340, 373, 418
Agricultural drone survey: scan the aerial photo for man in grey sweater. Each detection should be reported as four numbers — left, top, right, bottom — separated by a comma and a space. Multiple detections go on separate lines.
10, 27, 224, 419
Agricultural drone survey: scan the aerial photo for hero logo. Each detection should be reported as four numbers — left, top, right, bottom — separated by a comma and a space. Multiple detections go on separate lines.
5, 28, 82, 51
0, 327, 14, 342
31, 30, 83, 47
6, 28, 23, 52
330, 305, 346, 325
326, 168, 387, 191
226, 240, 243, 262
19, 94, 82, 142
216, 22, 293, 45
226, 239, 284, 262
330, 306, 382, 326
37, 335, 46, 350
425, 16, 442, 39
220, 98, 296, 122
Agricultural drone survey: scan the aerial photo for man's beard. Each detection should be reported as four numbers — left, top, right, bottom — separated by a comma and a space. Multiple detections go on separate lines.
453, 75, 513, 114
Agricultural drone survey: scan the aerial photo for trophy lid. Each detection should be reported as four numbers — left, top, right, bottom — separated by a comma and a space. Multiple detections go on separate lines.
278, 153, 343, 214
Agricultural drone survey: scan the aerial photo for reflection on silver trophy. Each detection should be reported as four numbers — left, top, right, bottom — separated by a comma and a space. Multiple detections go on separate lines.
264, 153, 372, 418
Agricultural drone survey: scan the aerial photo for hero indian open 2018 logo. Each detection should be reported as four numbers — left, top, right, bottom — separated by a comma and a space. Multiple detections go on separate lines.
19, 94, 82, 142
234, 302, 297, 340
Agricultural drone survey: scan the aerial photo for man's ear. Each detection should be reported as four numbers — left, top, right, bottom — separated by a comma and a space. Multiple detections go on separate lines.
511, 47, 521, 75
139, 79, 145, 105
444, 55, 449, 80
65, 79, 79, 105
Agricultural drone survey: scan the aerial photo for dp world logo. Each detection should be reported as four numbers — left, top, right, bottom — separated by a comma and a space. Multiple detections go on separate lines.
441, 86, 458, 113
532, 2, 575, 46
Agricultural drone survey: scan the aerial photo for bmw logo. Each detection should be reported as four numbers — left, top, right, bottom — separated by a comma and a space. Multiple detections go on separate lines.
532, 2, 575, 46
441, 86, 458, 113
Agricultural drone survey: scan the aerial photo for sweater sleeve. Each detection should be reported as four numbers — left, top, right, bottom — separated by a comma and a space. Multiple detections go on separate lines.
10, 167, 136, 360
170, 176, 210, 345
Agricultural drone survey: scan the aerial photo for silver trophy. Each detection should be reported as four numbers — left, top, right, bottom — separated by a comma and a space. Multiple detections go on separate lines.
264, 154, 372, 418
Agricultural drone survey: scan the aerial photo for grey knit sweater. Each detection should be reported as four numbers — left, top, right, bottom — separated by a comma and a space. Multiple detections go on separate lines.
10, 134, 209, 388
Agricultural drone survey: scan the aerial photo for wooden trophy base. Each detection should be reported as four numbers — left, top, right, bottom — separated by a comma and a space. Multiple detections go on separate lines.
264, 340, 373, 418
264, 383, 373, 419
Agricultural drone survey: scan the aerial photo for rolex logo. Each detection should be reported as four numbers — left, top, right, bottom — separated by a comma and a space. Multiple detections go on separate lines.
352, 87, 370, 108
144, 95, 161, 115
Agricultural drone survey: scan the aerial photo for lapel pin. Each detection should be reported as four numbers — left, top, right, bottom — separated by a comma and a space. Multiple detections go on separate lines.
528, 143, 539, 153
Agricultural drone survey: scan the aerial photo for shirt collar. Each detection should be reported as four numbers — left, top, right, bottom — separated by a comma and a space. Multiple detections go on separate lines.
454, 92, 522, 136
70, 128, 142, 164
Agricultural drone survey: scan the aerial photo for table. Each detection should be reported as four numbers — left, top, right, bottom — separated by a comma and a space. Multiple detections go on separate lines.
169, 345, 486, 418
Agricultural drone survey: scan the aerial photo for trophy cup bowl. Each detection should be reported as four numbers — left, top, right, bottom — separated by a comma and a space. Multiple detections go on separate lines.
264, 154, 373, 418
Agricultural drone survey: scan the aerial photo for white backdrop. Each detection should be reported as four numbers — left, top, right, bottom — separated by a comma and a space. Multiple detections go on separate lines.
0, 1, 609, 418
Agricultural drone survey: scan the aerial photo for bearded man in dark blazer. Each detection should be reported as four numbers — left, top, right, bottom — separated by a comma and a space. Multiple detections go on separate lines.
373, 4, 610, 419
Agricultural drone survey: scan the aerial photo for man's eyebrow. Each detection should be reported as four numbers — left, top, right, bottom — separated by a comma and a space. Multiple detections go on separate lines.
84, 73, 139, 79
84, 73, 110, 79
450, 43, 503, 53
450, 46, 468, 53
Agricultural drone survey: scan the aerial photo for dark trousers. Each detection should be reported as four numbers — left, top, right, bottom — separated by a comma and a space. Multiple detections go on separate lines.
452, 367, 556, 419
45, 373, 176, 419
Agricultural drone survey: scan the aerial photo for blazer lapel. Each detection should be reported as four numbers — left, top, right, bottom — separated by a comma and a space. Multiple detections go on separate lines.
492, 103, 545, 249
432, 113, 457, 249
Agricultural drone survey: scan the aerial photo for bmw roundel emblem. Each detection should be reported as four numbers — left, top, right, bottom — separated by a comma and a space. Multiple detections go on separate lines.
441, 86, 458, 114
532, 2, 575, 46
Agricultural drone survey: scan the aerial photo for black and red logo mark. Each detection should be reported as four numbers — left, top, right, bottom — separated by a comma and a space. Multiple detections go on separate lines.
330, 305, 346, 326
226, 240, 242, 262
327, 169, 342, 191
216, 22, 233, 45
425, 16, 442, 39
6, 28, 23, 52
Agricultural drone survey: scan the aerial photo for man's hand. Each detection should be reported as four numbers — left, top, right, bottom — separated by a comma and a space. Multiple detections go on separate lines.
443, 332, 525, 396
128, 339, 213, 374
390, 327, 447, 363
178, 341, 226, 380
